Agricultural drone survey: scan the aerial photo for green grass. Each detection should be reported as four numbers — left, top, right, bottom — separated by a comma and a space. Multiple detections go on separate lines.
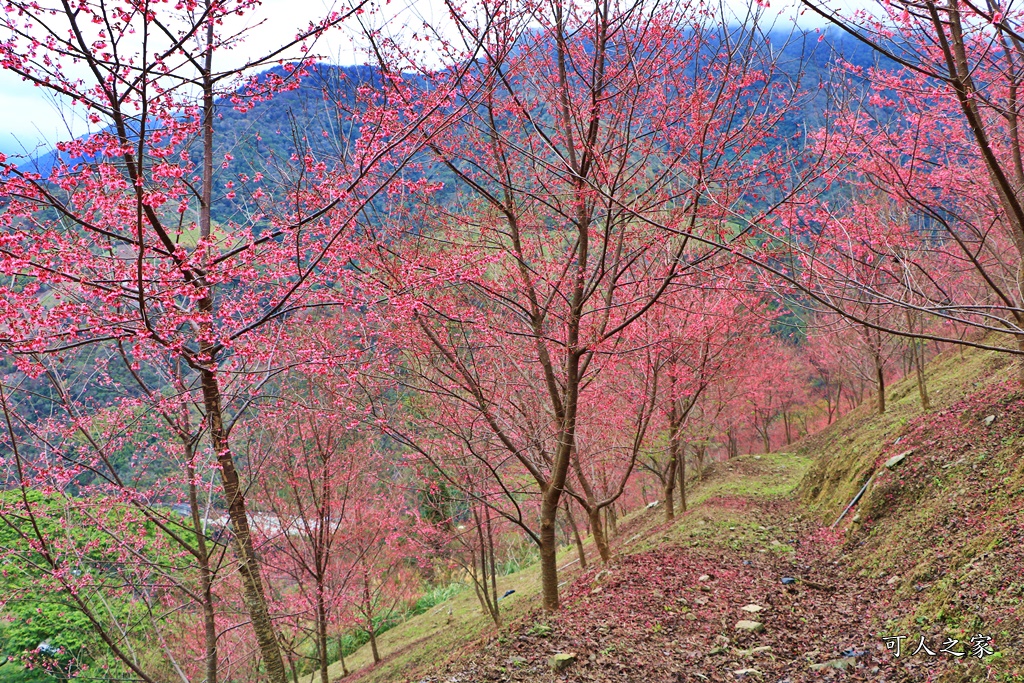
312, 542, 592, 682
795, 344, 1004, 522
688, 451, 813, 506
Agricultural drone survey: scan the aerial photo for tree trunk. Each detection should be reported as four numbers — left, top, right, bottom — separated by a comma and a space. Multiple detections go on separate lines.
367, 625, 380, 665
588, 508, 612, 563
875, 357, 886, 415
664, 400, 681, 522
187, 457, 217, 683
196, 12, 284, 679
662, 462, 676, 522
913, 341, 930, 410
470, 563, 486, 614
470, 505, 500, 625
904, 310, 930, 410
316, 588, 329, 683
678, 445, 687, 513
336, 636, 349, 677
201, 369, 286, 683
486, 506, 500, 624
538, 508, 559, 611
563, 498, 587, 570
362, 574, 381, 664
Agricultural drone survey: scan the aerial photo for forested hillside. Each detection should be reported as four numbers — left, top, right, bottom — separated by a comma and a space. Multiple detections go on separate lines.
0, 1, 1020, 682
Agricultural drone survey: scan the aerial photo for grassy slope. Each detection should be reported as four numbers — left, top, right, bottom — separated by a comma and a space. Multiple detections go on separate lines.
329, 344, 1021, 682
796, 344, 1006, 521
318, 526, 598, 681
795, 345, 1023, 680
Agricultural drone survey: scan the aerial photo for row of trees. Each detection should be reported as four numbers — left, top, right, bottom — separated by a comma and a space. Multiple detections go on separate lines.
1, 0, 1022, 680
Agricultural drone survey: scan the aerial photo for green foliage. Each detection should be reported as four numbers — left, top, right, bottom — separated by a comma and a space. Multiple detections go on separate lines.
526, 621, 552, 637
411, 583, 464, 616
0, 663, 53, 683
0, 491, 164, 679
416, 471, 464, 528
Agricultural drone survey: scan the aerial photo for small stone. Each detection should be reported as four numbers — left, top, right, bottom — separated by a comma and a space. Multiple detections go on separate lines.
886, 575, 900, 586
741, 604, 764, 613
698, 574, 711, 582
984, 414, 996, 426
590, 586, 603, 595
809, 657, 856, 671
549, 653, 577, 672
754, 455, 762, 460
735, 620, 764, 633
734, 668, 763, 677
885, 450, 913, 469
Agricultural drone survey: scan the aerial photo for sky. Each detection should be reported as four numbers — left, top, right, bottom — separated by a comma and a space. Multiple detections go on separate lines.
0, 0, 861, 158
0, 0, 380, 156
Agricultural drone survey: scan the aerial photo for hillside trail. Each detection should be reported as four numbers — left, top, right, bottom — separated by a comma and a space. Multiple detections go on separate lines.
402, 455, 972, 683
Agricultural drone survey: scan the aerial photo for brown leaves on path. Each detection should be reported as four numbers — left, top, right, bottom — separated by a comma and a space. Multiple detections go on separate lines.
419, 498, 980, 683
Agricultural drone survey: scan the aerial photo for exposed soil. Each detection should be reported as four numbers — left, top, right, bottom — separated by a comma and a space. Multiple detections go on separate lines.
408, 495, 994, 683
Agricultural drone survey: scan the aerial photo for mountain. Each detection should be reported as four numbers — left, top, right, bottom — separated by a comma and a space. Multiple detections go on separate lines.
18, 26, 888, 205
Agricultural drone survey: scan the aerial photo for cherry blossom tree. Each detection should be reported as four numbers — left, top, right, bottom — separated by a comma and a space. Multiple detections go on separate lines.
365, 0, 809, 611
0, 0, 460, 677
639, 274, 771, 520
250, 379, 370, 683
790, 0, 1024, 370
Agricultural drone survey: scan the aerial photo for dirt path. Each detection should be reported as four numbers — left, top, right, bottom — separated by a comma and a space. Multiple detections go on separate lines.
418, 494, 983, 683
